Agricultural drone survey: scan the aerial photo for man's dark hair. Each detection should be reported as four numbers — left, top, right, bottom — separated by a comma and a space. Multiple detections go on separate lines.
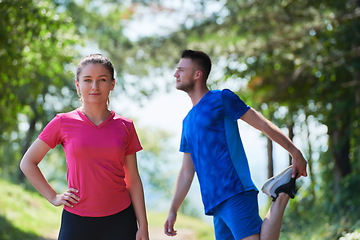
181, 50, 212, 79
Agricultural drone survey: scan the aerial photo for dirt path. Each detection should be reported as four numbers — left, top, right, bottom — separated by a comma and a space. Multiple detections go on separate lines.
149, 227, 196, 240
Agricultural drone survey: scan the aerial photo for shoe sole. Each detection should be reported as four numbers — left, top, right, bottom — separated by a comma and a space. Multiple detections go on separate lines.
261, 165, 293, 198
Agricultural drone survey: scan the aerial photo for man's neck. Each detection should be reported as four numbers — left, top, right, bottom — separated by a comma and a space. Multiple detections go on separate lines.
188, 87, 210, 106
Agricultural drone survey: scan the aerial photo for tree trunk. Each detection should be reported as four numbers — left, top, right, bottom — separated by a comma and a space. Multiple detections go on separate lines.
306, 117, 316, 199
18, 115, 38, 183
267, 137, 274, 178
287, 124, 294, 166
328, 116, 352, 193
266, 137, 274, 206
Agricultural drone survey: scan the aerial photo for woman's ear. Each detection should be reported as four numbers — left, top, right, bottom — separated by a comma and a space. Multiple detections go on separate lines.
75, 80, 80, 92
111, 79, 116, 90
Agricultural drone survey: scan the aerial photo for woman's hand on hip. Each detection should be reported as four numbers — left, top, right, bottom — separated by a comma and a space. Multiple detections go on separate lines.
50, 188, 79, 207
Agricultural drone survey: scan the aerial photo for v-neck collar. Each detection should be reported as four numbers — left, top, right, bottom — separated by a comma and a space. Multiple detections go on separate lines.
76, 109, 114, 129
193, 90, 212, 108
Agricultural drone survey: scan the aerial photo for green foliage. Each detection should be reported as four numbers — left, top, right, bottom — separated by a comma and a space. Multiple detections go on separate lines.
279, 169, 360, 240
136, 126, 178, 196
0, 178, 62, 239
53, 0, 166, 100
0, 0, 82, 183
0, 216, 40, 240
0, 0, 80, 138
136, 126, 203, 218
281, 198, 360, 240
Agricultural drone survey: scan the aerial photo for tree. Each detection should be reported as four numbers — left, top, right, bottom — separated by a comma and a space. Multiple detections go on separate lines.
0, 0, 81, 181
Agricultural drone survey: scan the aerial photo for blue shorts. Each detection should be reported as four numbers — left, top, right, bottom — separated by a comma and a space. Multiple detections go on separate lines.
212, 191, 262, 240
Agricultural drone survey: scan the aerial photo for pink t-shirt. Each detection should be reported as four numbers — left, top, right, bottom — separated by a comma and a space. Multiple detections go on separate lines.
38, 109, 143, 217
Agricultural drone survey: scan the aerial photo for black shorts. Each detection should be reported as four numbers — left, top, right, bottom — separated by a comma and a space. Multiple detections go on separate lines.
58, 204, 138, 240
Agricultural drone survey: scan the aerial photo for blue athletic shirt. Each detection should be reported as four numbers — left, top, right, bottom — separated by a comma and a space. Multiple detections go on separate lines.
180, 89, 258, 215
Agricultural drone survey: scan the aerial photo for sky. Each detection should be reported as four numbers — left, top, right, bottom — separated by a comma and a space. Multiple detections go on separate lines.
123, 0, 226, 41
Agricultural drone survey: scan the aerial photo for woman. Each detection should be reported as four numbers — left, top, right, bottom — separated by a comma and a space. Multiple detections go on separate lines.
20, 54, 149, 240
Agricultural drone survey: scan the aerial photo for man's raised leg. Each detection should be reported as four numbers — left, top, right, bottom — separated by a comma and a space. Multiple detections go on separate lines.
257, 165, 298, 240
260, 193, 289, 240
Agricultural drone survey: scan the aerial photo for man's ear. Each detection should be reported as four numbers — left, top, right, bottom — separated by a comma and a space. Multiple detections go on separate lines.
195, 70, 203, 80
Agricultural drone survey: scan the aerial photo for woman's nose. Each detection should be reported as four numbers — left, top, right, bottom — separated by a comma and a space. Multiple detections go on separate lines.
91, 80, 99, 89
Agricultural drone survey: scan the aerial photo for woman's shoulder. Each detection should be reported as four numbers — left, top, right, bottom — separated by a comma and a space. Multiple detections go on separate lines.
112, 111, 133, 123
55, 109, 79, 119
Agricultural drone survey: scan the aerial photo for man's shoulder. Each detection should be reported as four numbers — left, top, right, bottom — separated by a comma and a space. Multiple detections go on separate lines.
210, 89, 236, 97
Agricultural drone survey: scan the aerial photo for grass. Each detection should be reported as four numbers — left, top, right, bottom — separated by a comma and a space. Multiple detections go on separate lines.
3, 178, 360, 240
0, 179, 214, 240
0, 179, 61, 239
147, 211, 214, 239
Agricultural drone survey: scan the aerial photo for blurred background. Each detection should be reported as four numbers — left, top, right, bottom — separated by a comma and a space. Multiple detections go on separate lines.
1, 0, 360, 239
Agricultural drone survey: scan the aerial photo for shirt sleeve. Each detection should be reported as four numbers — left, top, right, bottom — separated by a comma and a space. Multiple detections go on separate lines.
38, 115, 63, 148
124, 120, 143, 156
221, 89, 250, 120
179, 121, 189, 153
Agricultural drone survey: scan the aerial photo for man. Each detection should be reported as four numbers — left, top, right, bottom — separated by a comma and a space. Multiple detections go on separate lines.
164, 50, 307, 240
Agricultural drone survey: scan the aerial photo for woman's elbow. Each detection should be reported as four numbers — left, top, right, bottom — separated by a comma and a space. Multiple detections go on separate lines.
19, 156, 34, 174
19, 157, 28, 173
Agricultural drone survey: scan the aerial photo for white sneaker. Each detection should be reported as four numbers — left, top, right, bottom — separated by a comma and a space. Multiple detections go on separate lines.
261, 165, 297, 200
